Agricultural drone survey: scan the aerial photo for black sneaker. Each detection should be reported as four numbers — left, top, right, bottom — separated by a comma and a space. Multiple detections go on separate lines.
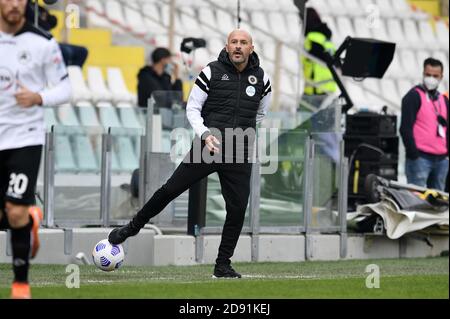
212, 264, 242, 279
108, 224, 139, 245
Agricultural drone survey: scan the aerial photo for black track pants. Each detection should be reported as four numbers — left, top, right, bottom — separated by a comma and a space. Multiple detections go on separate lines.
131, 157, 252, 266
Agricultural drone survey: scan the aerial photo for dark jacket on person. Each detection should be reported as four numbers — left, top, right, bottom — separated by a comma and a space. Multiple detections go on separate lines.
201, 49, 265, 132
137, 66, 183, 108
400, 84, 449, 159
200, 49, 266, 160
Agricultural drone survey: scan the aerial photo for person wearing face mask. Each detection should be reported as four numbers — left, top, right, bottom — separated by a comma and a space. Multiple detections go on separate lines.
400, 58, 449, 191
137, 47, 182, 108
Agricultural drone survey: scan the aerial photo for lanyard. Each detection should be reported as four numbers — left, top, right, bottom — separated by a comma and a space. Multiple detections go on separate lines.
427, 92, 443, 117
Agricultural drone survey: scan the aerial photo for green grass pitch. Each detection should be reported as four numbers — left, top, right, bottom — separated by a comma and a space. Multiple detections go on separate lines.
0, 257, 448, 299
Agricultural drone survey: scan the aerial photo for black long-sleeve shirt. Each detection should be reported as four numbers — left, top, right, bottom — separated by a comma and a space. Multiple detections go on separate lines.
137, 66, 183, 108
400, 85, 449, 159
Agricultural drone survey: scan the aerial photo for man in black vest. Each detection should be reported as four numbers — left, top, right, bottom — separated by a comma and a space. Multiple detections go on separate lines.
109, 29, 272, 278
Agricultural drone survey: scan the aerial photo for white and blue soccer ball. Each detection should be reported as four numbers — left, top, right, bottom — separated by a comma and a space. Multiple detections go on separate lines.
92, 239, 125, 272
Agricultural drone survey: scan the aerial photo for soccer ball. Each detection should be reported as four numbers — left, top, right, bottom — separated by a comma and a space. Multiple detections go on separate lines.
92, 239, 125, 272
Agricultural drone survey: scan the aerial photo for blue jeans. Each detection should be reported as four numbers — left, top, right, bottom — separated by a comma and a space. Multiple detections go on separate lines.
405, 155, 449, 190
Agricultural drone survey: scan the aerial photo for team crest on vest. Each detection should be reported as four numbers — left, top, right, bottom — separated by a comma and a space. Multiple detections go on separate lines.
248, 75, 257, 85
221, 74, 230, 81
246, 85, 256, 97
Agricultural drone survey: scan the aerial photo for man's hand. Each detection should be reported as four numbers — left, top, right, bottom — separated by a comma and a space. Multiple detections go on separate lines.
15, 83, 43, 108
205, 135, 220, 154
171, 62, 180, 81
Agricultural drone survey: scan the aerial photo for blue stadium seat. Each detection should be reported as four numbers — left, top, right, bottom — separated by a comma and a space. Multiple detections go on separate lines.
99, 106, 122, 129
116, 136, 138, 172
54, 135, 77, 172
44, 107, 59, 129
73, 135, 99, 172
77, 105, 101, 127
119, 107, 142, 129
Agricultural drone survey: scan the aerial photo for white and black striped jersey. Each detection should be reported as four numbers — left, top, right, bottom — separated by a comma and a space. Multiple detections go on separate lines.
0, 22, 71, 151
186, 65, 272, 138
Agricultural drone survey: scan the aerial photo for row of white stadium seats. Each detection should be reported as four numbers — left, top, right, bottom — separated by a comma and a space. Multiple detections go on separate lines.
67, 66, 137, 106
309, 0, 429, 19
323, 15, 448, 51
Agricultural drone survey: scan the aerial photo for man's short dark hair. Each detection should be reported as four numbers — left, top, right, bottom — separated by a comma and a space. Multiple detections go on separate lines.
151, 47, 171, 64
424, 57, 444, 72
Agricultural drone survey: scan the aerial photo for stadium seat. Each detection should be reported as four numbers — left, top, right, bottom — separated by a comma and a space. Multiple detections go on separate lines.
86, 0, 111, 29
141, 3, 167, 35
403, 19, 422, 49
250, 11, 271, 35
415, 49, 432, 69
391, 0, 413, 19
268, 12, 292, 41
435, 20, 449, 52
77, 105, 101, 127
67, 66, 93, 104
99, 106, 123, 129
370, 18, 390, 42
179, 7, 204, 37
278, 0, 298, 13
261, 41, 276, 62
373, 0, 396, 19
285, 13, 301, 41
397, 79, 414, 98
87, 67, 113, 104
54, 135, 77, 172
380, 79, 401, 107
384, 52, 403, 80
57, 104, 81, 126
107, 67, 136, 104
344, 80, 367, 106
116, 136, 139, 171
363, 78, 381, 96
160, 3, 184, 32
343, 0, 365, 17
433, 51, 449, 83
105, 0, 127, 34
208, 37, 225, 56
281, 46, 300, 74
336, 17, 355, 46
73, 135, 99, 172
399, 49, 421, 80
418, 20, 439, 51
119, 107, 143, 129
123, 1, 148, 34
197, 7, 217, 37
280, 74, 295, 96
385, 18, 408, 48
353, 17, 372, 39
44, 107, 59, 129
325, 0, 347, 17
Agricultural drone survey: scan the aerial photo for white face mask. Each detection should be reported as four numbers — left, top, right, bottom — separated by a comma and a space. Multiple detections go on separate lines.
423, 76, 441, 91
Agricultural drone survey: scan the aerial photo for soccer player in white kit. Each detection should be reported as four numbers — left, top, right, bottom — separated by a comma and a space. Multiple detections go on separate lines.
0, 0, 71, 298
